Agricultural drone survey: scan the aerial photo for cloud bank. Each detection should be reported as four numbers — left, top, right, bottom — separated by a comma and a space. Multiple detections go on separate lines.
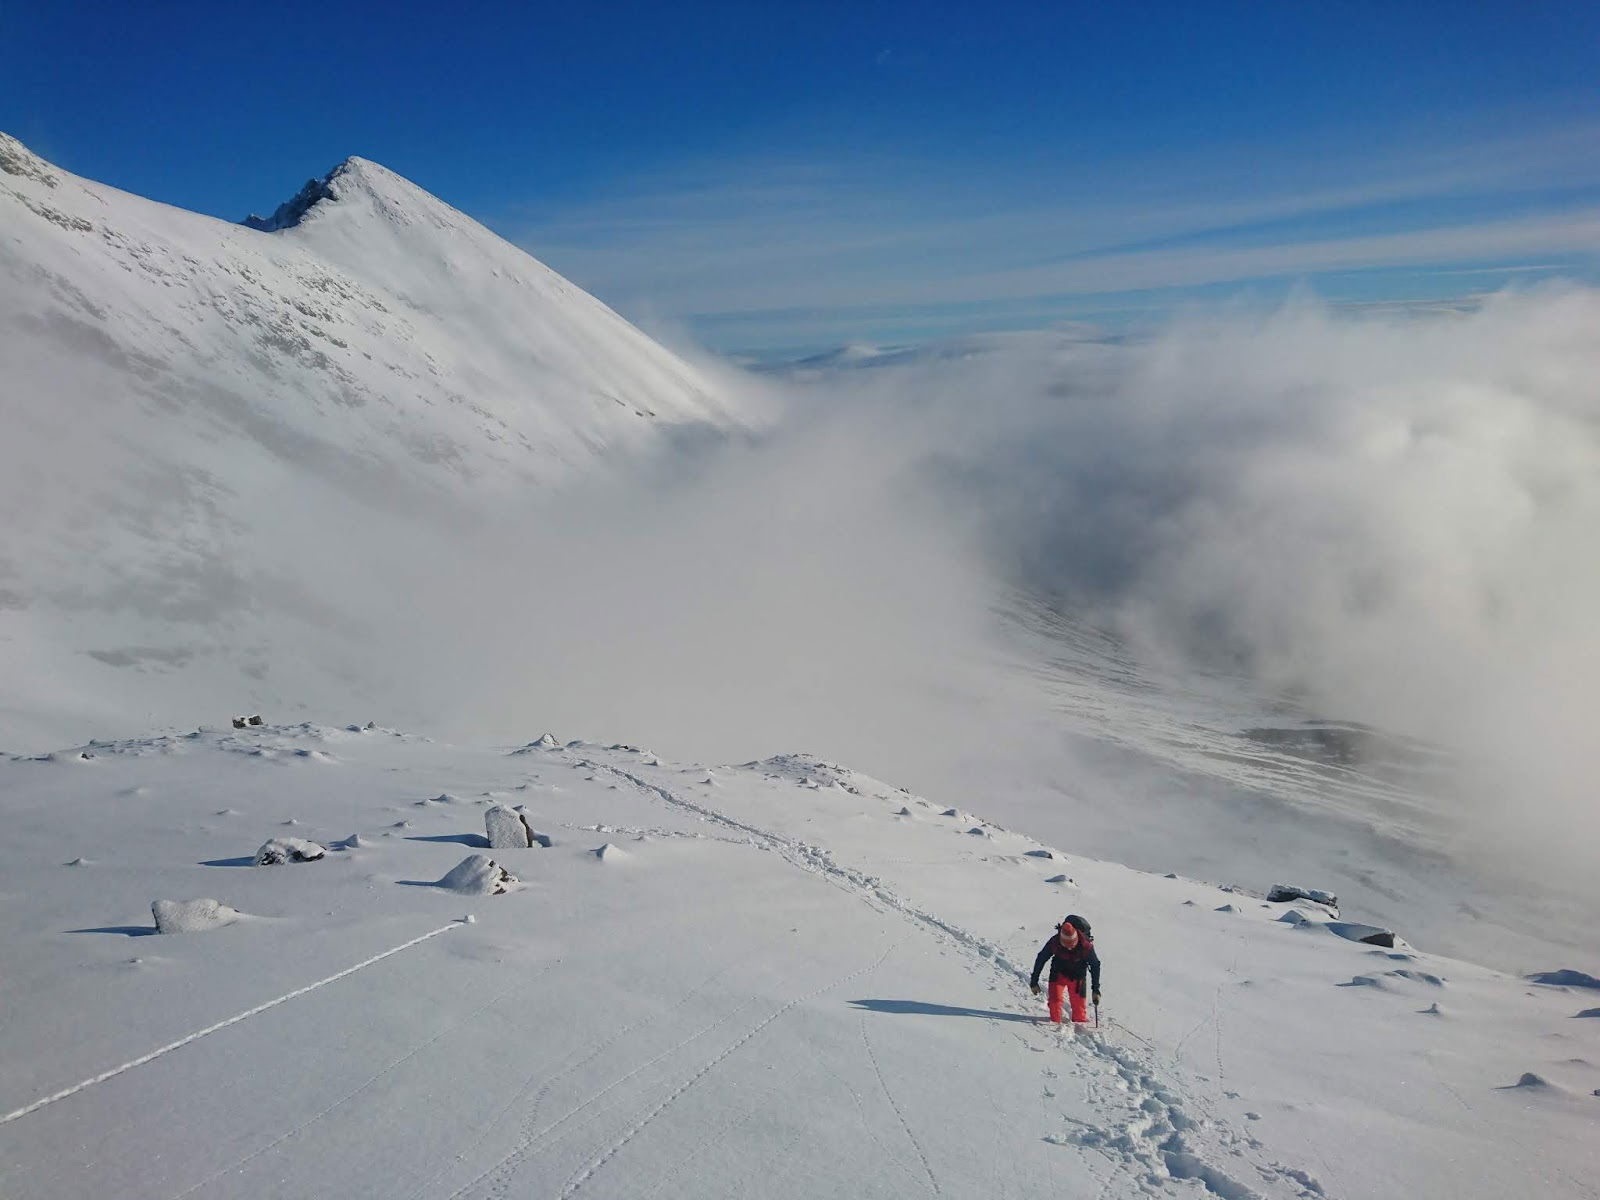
758, 286, 1600, 866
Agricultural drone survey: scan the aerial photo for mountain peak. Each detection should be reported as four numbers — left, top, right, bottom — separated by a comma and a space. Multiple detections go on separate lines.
241, 155, 467, 237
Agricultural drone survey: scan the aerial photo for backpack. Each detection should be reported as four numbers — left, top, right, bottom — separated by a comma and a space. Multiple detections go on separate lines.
1062, 914, 1092, 940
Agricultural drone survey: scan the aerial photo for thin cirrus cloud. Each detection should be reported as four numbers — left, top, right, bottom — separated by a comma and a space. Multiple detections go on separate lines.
505, 114, 1600, 352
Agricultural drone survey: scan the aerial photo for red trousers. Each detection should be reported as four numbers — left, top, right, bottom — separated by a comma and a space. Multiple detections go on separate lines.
1048, 976, 1089, 1023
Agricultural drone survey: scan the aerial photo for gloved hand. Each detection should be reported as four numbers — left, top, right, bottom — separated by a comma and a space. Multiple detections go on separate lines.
1030, 982, 1040, 996
1092, 990, 1102, 1005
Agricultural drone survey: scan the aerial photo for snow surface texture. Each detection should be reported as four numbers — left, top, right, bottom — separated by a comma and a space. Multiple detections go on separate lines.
1, 725, 1596, 1198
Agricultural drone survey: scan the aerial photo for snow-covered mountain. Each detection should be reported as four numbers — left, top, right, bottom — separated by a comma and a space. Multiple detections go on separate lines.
0, 134, 750, 748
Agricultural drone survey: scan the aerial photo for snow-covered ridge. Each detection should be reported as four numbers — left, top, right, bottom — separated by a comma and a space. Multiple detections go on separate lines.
241, 171, 335, 232
0, 723, 1593, 1198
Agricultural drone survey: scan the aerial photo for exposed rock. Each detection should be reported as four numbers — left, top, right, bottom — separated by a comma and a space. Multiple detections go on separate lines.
1267, 884, 1338, 909
485, 804, 551, 849
152, 898, 241, 933
243, 173, 336, 232
486, 804, 532, 849
1527, 969, 1600, 989
0, 133, 60, 187
1327, 921, 1399, 948
253, 838, 326, 865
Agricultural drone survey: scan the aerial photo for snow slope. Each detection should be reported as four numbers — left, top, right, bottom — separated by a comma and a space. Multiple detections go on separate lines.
1, 724, 1595, 1199
0, 134, 749, 748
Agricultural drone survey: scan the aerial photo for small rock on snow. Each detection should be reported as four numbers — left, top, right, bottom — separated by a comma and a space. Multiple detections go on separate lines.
253, 838, 327, 866
1327, 921, 1399, 948
1267, 883, 1338, 909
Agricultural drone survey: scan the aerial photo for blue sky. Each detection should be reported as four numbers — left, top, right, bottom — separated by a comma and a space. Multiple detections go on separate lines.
4, 1, 1598, 354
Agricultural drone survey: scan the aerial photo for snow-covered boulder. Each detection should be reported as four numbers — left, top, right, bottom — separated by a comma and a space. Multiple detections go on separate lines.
152, 898, 241, 934
253, 837, 327, 865
1327, 921, 1400, 948
592, 842, 628, 862
1267, 883, 1338, 909
436, 855, 518, 895
486, 804, 534, 849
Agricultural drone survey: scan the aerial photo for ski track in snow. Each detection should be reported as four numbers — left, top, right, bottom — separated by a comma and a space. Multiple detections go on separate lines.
442, 989, 773, 1199
859, 1014, 944, 1195
425, 962, 742, 1200
0, 918, 466, 1129
554, 945, 896, 1200
586, 753, 1331, 1200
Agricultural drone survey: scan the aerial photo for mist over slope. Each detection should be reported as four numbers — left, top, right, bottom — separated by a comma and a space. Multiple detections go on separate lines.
0, 133, 755, 746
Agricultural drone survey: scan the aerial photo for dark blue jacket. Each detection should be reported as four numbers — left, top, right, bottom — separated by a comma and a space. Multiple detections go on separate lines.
1031, 932, 1102, 991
